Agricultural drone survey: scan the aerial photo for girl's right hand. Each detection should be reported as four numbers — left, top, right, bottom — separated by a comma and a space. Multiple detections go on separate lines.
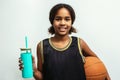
18, 58, 24, 70
18, 56, 37, 71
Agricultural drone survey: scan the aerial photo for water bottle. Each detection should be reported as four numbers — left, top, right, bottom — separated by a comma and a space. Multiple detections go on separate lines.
20, 48, 33, 78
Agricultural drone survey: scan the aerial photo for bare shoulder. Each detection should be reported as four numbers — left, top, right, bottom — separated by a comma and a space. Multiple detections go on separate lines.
36, 41, 43, 57
37, 41, 41, 49
79, 38, 87, 49
79, 38, 97, 57
37, 42, 40, 51
36, 41, 43, 71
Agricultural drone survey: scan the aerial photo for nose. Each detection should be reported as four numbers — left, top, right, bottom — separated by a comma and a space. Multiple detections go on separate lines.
60, 19, 65, 25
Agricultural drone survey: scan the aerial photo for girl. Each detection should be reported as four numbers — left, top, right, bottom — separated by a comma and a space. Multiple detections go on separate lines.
19, 3, 110, 80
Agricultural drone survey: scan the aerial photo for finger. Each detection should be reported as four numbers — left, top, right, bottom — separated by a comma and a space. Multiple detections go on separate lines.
18, 60, 23, 64
19, 67, 23, 70
19, 57, 22, 61
18, 57, 21, 62
19, 63, 24, 70
18, 58, 23, 63
19, 63, 24, 67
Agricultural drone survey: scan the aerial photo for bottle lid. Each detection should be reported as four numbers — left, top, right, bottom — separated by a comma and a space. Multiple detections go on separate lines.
20, 48, 31, 51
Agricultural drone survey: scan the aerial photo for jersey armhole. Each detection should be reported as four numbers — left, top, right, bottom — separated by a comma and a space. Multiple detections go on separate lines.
77, 38, 85, 63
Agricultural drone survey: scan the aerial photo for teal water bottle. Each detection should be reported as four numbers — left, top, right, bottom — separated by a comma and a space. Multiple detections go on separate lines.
20, 48, 33, 78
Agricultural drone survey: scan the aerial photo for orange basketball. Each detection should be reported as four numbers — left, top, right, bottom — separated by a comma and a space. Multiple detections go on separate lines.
84, 57, 107, 80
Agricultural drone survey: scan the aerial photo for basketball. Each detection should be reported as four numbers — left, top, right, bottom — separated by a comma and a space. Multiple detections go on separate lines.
84, 57, 107, 80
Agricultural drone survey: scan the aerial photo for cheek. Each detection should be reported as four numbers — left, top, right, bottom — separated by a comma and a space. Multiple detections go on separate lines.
67, 23, 72, 28
67, 21, 72, 26
69, 26, 72, 30
53, 21, 59, 27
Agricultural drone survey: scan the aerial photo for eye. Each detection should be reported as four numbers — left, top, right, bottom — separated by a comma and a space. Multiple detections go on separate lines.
65, 18, 71, 21
54, 16, 62, 21
55, 18, 61, 21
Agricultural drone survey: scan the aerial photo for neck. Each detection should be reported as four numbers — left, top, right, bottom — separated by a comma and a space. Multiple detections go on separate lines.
52, 35, 70, 42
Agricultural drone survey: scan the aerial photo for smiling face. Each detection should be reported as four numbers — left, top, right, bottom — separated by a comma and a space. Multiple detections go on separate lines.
53, 8, 72, 36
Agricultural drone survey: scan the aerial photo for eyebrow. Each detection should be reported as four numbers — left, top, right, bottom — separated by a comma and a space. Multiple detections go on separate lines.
55, 16, 71, 18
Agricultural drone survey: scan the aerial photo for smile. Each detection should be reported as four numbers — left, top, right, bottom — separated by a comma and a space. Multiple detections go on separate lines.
58, 27, 67, 32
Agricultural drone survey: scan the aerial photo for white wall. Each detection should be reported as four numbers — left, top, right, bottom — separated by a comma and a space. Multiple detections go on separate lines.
0, 0, 119, 80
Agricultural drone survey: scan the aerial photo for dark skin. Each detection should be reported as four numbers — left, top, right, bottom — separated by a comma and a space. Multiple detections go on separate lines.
19, 7, 111, 80
19, 38, 110, 80
33, 37, 97, 80
33, 37, 110, 80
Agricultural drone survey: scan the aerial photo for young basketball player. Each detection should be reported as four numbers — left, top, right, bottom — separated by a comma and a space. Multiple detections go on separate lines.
19, 3, 111, 80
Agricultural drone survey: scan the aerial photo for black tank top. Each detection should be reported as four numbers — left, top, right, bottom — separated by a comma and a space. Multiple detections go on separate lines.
42, 36, 86, 80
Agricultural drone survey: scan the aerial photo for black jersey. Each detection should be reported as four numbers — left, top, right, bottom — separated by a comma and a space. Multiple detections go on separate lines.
42, 36, 86, 80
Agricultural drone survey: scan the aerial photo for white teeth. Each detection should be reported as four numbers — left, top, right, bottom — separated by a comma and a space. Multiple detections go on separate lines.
59, 27, 67, 31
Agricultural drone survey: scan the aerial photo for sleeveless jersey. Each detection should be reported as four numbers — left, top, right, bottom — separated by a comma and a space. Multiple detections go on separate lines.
41, 36, 86, 80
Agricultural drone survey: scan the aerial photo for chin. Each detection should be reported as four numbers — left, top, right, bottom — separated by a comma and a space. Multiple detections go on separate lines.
58, 32, 68, 36
55, 31, 69, 36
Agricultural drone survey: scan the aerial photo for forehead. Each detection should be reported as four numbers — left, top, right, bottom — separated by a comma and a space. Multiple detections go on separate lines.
55, 8, 71, 17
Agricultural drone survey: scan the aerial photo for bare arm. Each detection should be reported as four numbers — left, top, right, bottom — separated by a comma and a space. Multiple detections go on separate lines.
80, 39, 97, 57
33, 42, 43, 80
80, 38, 111, 80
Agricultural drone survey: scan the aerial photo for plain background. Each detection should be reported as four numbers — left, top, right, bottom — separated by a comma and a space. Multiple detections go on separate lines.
0, 0, 119, 80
